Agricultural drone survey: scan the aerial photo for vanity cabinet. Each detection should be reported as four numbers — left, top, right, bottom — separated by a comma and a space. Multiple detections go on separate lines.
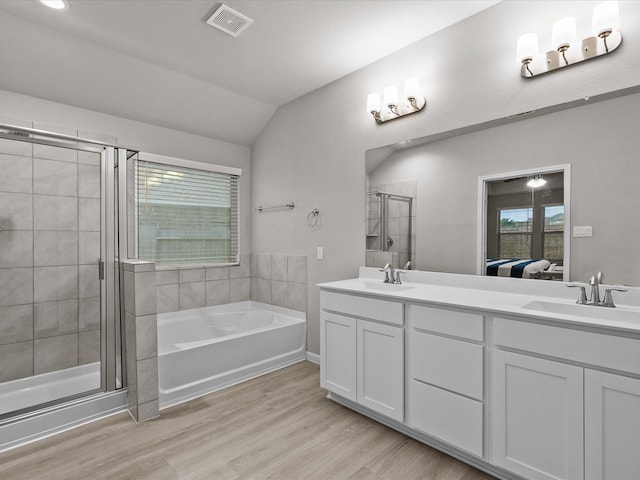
584, 370, 640, 480
320, 291, 404, 421
406, 305, 484, 457
492, 317, 640, 480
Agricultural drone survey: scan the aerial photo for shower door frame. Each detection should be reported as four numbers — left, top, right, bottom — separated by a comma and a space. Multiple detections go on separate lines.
368, 191, 413, 258
0, 124, 124, 412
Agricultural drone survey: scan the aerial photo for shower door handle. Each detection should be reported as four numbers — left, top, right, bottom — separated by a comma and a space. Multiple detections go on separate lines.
98, 260, 105, 280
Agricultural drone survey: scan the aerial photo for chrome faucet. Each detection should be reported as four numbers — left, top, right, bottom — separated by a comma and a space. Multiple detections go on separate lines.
567, 271, 628, 307
379, 263, 395, 283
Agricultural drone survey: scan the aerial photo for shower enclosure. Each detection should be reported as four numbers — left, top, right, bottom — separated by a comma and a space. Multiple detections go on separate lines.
0, 124, 125, 441
366, 191, 414, 270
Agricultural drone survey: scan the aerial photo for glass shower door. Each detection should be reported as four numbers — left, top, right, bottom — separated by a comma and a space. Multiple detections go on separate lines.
0, 135, 106, 418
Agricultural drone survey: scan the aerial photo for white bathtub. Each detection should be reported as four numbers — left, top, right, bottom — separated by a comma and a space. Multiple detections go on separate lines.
157, 301, 306, 409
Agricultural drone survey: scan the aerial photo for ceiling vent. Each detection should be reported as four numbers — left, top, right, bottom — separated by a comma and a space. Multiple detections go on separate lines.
206, 4, 253, 37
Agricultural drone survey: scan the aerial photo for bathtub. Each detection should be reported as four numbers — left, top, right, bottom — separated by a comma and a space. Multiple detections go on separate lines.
157, 301, 306, 409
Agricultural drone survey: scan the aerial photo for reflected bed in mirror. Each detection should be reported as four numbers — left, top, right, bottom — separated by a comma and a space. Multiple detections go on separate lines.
480, 168, 568, 281
365, 86, 640, 286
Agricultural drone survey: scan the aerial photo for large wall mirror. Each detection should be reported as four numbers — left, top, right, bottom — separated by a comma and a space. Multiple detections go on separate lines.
365, 86, 640, 287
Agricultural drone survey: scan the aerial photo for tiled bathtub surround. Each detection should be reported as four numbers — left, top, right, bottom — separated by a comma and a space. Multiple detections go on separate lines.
155, 254, 307, 315
122, 260, 159, 423
0, 131, 102, 384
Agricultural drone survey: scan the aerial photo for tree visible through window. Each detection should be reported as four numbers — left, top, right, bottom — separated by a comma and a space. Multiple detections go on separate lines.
497, 207, 533, 258
135, 159, 239, 265
543, 204, 564, 262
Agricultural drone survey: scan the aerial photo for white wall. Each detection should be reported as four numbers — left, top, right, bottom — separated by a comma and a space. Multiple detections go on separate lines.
0, 90, 252, 256
251, 1, 640, 354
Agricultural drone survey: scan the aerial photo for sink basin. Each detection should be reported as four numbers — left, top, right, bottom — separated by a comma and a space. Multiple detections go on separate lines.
361, 281, 415, 292
522, 301, 640, 323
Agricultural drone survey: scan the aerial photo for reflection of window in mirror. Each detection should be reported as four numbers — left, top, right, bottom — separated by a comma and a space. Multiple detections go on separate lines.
485, 171, 564, 280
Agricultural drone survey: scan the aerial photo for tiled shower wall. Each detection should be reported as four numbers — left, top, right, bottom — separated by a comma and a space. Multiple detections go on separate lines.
155, 254, 307, 315
0, 131, 102, 384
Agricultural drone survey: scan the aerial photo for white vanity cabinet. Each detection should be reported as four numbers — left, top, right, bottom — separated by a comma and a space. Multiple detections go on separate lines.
320, 291, 404, 421
406, 304, 485, 457
492, 317, 640, 480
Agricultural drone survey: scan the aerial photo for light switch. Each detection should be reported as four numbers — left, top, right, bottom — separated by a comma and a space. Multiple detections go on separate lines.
573, 226, 593, 237
316, 246, 324, 260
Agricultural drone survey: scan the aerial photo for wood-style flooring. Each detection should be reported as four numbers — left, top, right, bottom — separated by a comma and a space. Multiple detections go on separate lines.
0, 361, 496, 480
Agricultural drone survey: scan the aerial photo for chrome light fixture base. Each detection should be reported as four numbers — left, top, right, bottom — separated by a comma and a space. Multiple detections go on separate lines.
370, 96, 427, 124
521, 31, 622, 78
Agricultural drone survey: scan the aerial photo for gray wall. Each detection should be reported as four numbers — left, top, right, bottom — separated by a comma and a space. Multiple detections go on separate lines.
251, 1, 640, 354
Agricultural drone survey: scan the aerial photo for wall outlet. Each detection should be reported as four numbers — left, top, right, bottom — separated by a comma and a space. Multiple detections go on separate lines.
573, 226, 593, 237
316, 246, 324, 260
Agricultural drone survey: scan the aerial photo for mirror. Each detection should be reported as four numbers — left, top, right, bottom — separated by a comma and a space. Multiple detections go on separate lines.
365, 86, 640, 286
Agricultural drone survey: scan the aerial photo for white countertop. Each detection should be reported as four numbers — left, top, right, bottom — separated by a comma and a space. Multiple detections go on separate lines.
318, 268, 640, 335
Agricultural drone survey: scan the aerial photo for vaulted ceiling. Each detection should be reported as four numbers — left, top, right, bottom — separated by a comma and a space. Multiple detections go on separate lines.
0, 0, 499, 145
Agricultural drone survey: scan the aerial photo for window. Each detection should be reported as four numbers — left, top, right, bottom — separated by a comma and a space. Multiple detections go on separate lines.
497, 207, 533, 258
543, 204, 564, 262
134, 153, 240, 266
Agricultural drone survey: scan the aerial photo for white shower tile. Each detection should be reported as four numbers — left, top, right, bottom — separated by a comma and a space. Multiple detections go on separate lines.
179, 282, 205, 310
79, 296, 100, 331
0, 154, 32, 193
0, 192, 33, 231
34, 333, 78, 374
271, 255, 287, 281
156, 269, 179, 286
0, 304, 33, 345
137, 357, 158, 404
79, 264, 101, 300
135, 314, 157, 361
0, 138, 32, 157
229, 254, 250, 278
33, 142, 77, 164
287, 283, 307, 313
399, 179, 417, 198
34, 266, 78, 302
34, 231, 78, 267
78, 231, 100, 265
34, 195, 78, 231
34, 299, 78, 339
256, 254, 271, 279
287, 256, 307, 284
156, 284, 178, 314
229, 278, 250, 302
78, 164, 100, 198
0, 268, 33, 306
79, 330, 101, 365
0, 230, 33, 268
0, 341, 33, 383
205, 266, 229, 281
78, 198, 100, 232
205, 279, 230, 306
33, 158, 77, 197
271, 280, 287, 308
255, 278, 271, 304
179, 268, 204, 283
78, 150, 101, 166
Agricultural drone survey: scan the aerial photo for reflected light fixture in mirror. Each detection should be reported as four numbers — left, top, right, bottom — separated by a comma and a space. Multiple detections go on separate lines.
39, 0, 69, 10
516, 1, 621, 77
367, 77, 426, 124
526, 175, 547, 188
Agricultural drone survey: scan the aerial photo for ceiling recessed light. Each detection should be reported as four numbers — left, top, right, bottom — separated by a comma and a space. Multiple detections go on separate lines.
39, 0, 69, 10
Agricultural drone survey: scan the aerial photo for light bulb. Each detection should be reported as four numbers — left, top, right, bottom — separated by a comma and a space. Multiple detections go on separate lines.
592, 1, 620, 37
366, 93, 381, 113
404, 78, 419, 100
39, 0, 68, 9
383, 85, 398, 107
552, 17, 577, 50
516, 33, 539, 63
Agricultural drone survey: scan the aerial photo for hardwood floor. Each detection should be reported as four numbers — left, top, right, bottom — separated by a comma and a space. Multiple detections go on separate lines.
0, 361, 496, 480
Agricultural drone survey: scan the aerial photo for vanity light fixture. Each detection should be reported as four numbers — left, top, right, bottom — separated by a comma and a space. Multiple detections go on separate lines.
516, 1, 621, 78
38, 0, 69, 10
526, 175, 547, 188
366, 77, 426, 124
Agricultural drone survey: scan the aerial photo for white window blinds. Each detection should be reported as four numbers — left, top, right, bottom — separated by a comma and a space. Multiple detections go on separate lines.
135, 158, 240, 265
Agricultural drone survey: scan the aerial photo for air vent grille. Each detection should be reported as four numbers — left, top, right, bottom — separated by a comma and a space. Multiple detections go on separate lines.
206, 4, 253, 37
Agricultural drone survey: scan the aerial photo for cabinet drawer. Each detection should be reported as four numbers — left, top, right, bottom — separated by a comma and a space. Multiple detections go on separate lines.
409, 331, 483, 400
408, 380, 483, 457
494, 318, 640, 376
320, 290, 403, 325
408, 304, 483, 341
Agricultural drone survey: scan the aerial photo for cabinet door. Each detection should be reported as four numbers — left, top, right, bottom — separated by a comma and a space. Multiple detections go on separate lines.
492, 350, 584, 480
357, 320, 404, 421
585, 370, 640, 480
320, 312, 356, 401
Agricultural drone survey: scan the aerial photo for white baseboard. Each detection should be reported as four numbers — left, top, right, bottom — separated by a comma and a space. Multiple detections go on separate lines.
306, 351, 320, 365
